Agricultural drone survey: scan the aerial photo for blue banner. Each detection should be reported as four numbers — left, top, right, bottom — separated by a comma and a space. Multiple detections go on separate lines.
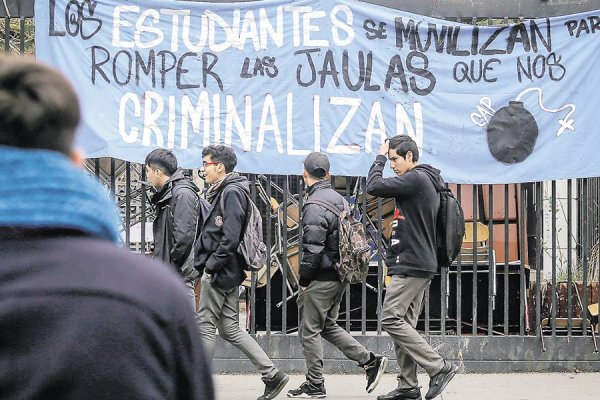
35, 0, 600, 183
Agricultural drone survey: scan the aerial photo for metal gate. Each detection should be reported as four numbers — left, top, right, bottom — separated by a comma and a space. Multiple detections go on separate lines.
3, 0, 600, 372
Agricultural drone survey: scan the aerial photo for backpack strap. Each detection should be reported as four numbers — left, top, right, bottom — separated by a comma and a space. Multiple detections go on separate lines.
304, 198, 348, 217
219, 183, 252, 237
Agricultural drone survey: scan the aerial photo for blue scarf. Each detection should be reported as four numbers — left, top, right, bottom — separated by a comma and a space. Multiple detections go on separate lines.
0, 146, 121, 243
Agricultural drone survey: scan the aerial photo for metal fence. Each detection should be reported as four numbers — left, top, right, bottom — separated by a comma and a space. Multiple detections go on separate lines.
78, 162, 600, 338
3, 0, 600, 371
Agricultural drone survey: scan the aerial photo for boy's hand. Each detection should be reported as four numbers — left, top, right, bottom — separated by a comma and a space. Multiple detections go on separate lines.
379, 140, 390, 156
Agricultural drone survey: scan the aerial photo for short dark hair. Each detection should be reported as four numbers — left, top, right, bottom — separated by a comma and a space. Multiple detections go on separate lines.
388, 135, 419, 161
0, 56, 80, 155
202, 145, 237, 173
145, 149, 177, 176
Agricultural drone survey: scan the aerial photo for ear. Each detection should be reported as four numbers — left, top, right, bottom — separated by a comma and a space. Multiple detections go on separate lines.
70, 149, 85, 168
406, 151, 413, 163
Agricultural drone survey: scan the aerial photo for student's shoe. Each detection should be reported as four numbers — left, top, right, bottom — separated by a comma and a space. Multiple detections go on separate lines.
377, 387, 422, 400
362, 353, 389, 393
424, 361, 458, 399
287, 380, 326, 398
258, 371, 289, 400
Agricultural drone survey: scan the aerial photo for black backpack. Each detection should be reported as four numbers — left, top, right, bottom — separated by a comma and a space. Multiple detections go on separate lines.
418, 169, 465, 268
436, 187, 465, 268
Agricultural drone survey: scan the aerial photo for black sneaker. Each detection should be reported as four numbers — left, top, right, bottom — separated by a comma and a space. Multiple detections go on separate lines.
425, 361, 458, 399
287, 381, 326, 398
363, 354, 389, 393
377, 387, 422, 400
258, 371, 289, 400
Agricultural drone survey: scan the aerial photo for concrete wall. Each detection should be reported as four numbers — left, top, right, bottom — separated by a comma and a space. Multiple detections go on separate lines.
213, 334, 600, 373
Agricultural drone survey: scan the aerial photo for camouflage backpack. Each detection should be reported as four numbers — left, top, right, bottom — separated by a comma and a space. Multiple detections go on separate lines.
304, 198, 371, 284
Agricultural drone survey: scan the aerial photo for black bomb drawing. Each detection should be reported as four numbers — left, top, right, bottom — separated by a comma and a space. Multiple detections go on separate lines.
486, 101, 538, 164
477, 88, 576, 164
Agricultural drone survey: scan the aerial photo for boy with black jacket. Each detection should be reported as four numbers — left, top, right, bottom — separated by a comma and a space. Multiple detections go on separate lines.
287, 152, 387, 399
146, 149, 201, 309
195, 145, 289, 400
366, 136, 458, 400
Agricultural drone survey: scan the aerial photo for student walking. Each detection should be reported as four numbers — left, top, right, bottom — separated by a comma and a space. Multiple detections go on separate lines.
287, 152, 388, 399
367, 136, 458, 400
195, 144, 289, 400
145, 149, 202, 312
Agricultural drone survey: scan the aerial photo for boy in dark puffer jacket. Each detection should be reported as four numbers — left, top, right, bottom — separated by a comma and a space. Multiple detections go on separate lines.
287, 152, 387, 399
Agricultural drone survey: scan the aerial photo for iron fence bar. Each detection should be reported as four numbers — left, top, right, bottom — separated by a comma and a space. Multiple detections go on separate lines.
361, 177, 367, 335
440, 174, 448, 337
141, 165, 147, 255
503, 185, 509, 335
125, 162, 131, 246
456, 184, 462, 336
377, 197, 383, 335
298, 176, 305, 334
440, 260, 447, 336
281, 176, 289, 334
535, 182, 543, 335
567, 179, 573, 336
249, 174, 257, 336
582, 178, 589, 336
519, 184, 526, 336
472, 185, 478, 335
110, 159, 116, 198
488, 185, 494, 335
18, 16, 23, 54
4, 16, 9, 52
345, 177, 351, 332
265, 175, 273, 335
551, 181, 557, 336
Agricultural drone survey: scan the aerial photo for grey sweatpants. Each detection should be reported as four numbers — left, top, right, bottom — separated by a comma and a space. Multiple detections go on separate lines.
198, 272, 277, 379
381, 275, 445, 389
184, 280, 201, 325
297, 280, 371, 384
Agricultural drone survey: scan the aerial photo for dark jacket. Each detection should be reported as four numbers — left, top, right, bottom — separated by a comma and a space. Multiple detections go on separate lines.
152, 169, 200, 282
366, 155, 442, 278
0, 228, 214, 400
195, 175, 249, 290
299, 180, 344, 287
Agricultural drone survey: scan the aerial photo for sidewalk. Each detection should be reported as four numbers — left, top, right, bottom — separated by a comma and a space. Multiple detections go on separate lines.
213, 372, 600, 400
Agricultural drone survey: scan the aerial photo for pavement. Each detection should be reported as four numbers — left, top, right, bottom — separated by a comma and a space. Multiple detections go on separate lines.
213, 372, 600, 400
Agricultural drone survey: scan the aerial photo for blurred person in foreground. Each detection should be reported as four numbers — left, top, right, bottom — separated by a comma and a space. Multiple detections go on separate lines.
0, 55, 214, 400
